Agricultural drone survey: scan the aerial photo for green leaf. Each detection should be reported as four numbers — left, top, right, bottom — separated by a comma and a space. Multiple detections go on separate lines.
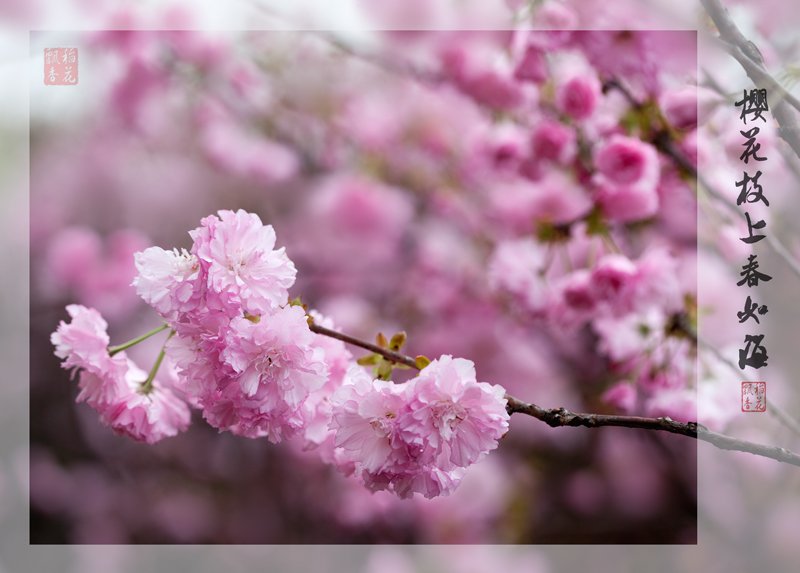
415, 355, 431, 370
376, 332, 389, 348
357, 353, 381, 366
389, 331, 407, 351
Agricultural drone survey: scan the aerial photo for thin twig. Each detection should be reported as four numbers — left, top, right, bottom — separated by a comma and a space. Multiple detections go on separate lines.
309, 322, 419, 369
309, 321, 800, 468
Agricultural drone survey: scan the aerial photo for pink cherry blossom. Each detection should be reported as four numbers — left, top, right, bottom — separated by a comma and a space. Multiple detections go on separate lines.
535, 1, 579, 29
488, 173, 592, 234
133, 247, 204, 318
51, 304, 117, 378
457, 69, 525, 111
631, 247, 684, 313
529, 119, 577, 165
558, 269, 597, 313
593, 308, 665, 361
51, 304, 191, 443
594, 134, 660, 188
594, 182, 659, 222
214, 306, 329, 442
570, 31, 660, 96
555, 73, 601, 121
399, 355, 509, 470
592, 136, 662, 223
328, 359, 506, 500
300, 175, 415, 268
100, 360, 192, 444
109, 55, 170, 134
589, 253, 638, 312
547, 269, 599, 332
644, 389, 696, 424
329, 368, 413, 475
513, 45, 548, 84
661, 84, 722, 132
190, 209, 297, 317
302, 311, 358, 451
487, 237, 549, 313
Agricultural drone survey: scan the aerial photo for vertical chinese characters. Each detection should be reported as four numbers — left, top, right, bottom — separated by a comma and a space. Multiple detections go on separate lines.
735, 89, 770, 409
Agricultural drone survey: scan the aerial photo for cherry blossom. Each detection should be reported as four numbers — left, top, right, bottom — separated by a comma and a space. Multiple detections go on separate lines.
51, 304, 190, 443
190, 209, 296, 317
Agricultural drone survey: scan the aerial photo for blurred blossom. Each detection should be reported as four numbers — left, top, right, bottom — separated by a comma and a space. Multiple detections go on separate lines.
570, 31, 661, 96
488, 237, 549, 313
297, 174, 414, 270
200, 118, 299, 185
30, 25, 710, 545
41, 227, 149, 321
556, 72, 602, 121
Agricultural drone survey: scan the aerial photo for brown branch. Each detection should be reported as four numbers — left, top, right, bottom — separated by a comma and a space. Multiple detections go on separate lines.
700, 0, 800, 159
309, 320, 800, 468
505, 396, 800, 468
308, 321, 419, 369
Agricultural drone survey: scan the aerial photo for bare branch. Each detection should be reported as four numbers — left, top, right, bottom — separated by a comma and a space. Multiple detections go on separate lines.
505, 396, 800, 468
700, 0, 800, 158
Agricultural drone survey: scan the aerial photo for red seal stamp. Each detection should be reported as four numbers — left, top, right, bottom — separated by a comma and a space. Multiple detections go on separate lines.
44, 48, 78, 86
742, 381, 766, 412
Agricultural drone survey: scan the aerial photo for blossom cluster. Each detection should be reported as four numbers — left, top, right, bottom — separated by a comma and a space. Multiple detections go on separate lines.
330, 356, 509, 499
34, 16, 710, 541
51, 304, 190, 443
136, 208, 329, 443
51, 209, 510, 499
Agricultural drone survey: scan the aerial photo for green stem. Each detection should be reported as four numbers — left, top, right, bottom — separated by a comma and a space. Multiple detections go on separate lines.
108, 324, 170, 356
140, 330, 175, 395
601, 230, 622, 255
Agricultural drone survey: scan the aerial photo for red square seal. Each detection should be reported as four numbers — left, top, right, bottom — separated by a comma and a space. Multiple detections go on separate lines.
742, 382, 766, 412
44, 48, 78, 85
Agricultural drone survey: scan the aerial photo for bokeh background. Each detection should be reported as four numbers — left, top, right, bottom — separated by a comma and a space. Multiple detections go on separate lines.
4, 0, 800, 571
